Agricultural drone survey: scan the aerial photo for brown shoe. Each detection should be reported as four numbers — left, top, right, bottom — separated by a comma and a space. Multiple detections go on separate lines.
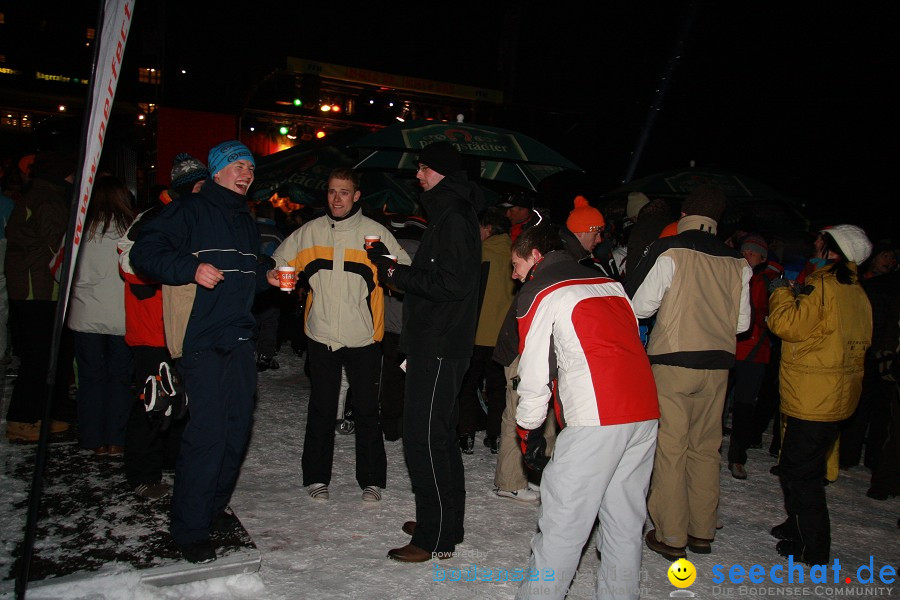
108, 445, 124, 457
94, 445, 110, 456
387, 543, 452, 563
402, 521, 416, 536
687, 535, 713, 554
729, 463, 748, 480
644, 529, 686, 560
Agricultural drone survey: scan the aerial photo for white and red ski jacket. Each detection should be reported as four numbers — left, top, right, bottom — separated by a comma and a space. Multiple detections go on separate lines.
515, 251, 659, 430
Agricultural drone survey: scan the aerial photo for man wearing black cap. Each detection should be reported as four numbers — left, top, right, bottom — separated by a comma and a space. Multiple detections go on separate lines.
366, 141, 482, 562
500, 191, 539, 242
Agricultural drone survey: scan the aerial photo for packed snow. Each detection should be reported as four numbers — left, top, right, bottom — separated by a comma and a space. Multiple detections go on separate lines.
2, 350, 898, 599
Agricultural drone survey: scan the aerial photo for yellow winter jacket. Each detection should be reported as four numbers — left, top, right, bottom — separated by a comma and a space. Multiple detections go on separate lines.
768, 264, 872, 422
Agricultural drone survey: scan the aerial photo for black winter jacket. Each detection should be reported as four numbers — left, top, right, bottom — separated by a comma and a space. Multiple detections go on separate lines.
392, 172, 481, 359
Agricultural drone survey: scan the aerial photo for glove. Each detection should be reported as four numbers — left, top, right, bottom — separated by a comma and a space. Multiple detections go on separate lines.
365, 240, 390, 260
517, 425, 550, 472
768, 277, 792, 294
365, 241, 398, 282
140, 361, 189, 432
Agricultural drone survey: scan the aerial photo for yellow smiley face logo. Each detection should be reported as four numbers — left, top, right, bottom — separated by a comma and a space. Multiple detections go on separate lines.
667, 558, 696, 588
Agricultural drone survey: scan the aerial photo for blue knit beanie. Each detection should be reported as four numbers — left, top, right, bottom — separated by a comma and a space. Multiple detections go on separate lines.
208, 140, 255, 178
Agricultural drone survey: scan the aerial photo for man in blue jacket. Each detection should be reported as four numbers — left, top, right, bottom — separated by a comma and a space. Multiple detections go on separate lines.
368, 141, 482, 562
130, 140, 272, 564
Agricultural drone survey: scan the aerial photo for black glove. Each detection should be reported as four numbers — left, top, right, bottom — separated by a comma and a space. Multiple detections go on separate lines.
365, 240, 390, 259
365, 241, 398, 282
517, 425, 550, 472
768, 277, 792, 294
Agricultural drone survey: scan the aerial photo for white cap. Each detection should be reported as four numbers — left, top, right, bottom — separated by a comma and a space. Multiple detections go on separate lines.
821, 224, 873, 264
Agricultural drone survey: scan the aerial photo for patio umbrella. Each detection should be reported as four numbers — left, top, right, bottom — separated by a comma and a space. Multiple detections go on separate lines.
250, 129, 420, 215
350, 120, 583, 191
598, 166, 809, 234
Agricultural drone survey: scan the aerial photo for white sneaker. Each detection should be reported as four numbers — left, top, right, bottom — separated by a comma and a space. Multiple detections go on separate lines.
362, 486, 382, 502
494, 487, 540, 503
307, 483, 329, 500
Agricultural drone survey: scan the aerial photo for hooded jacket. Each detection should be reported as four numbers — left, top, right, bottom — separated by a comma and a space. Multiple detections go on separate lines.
768, 264, 872, 422
625, 214, 752, 370
389, 171, 482, 359
129, 181, 269, 355
272, 206, 409, 350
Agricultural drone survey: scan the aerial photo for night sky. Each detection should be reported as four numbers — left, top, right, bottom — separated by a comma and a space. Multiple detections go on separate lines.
141, 1, 898, 239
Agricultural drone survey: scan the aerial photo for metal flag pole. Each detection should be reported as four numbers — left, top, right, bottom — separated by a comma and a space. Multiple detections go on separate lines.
622, 0, 701, 184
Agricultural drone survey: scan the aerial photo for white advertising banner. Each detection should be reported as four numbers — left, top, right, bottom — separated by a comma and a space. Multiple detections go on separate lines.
63, 0, 135, 306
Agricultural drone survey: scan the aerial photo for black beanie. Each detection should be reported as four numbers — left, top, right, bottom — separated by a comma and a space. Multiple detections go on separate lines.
416, 141, 462, 176
681, 185, 727, 222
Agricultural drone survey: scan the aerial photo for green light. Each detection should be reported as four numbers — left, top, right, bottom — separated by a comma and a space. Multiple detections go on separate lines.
279, 125, 289, 135
293, 98, 302, 107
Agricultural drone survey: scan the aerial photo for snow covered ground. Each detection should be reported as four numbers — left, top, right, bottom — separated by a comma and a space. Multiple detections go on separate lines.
2, 350, 898, 599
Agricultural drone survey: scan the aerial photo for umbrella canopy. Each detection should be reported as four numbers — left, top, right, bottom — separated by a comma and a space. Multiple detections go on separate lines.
599, 166, 809, 234
350, 120, 583, 191
250, 129, 420, 215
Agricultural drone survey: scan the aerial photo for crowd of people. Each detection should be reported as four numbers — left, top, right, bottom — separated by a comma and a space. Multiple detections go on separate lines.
1, 139, 898, 598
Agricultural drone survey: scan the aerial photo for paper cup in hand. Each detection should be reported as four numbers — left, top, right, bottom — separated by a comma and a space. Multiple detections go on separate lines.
277, 266, 296, 292
364, 235, 381, 250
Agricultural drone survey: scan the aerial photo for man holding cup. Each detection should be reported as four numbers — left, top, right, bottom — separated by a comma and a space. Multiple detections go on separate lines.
271, 167, 409, 503
130, 140, 271, 564
366, 142, 483, 562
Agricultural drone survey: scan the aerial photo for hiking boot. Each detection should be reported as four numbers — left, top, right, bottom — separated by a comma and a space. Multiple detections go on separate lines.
494, 487, 540, 503
770, 519, 798, 541
459, 434, 474, 455
307, 483, 329, 500
483, 435, 499, 454
362, 486, 382, 502
134, 481, 171, 501
178, 539, 216, 564
729, 463, 748, 480
644, 529, 686, 560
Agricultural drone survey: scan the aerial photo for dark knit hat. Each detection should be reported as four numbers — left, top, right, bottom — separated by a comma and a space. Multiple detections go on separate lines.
170, 153, 209, 196
681, 185, 727, 222
740, 234, 768, 261
416, 141, 462, 176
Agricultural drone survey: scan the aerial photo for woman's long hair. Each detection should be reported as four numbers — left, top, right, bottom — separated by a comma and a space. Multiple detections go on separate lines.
86, 175, 135, 240
821, 232, 856, 285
